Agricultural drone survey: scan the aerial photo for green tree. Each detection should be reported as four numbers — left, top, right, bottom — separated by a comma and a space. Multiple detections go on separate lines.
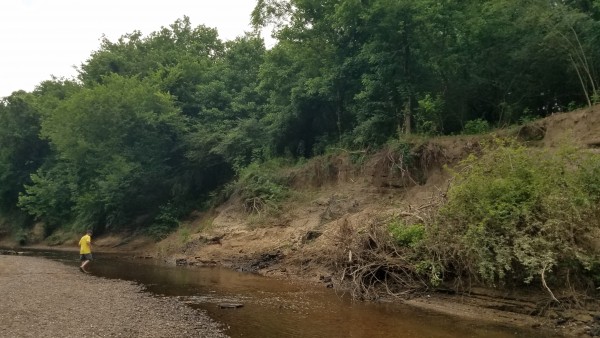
18, 161, 76, 231
20, 75, 187, 230
0, 92, 49, 212
538, 3, 600, 107
254, 0, 363, 155
80, 17, 223, 87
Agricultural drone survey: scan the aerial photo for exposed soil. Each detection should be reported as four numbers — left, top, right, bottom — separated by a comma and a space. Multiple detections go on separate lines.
4, 106, 600, 337
0, 254, 227, 338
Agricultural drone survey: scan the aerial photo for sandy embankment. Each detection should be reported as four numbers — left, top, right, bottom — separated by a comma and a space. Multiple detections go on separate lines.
0, 255, 227, 338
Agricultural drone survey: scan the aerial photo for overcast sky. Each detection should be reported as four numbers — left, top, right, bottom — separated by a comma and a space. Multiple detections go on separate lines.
0, 0, 270, 98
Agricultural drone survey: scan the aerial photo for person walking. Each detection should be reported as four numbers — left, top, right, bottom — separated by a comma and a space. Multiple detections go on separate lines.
79, 229, 93, 273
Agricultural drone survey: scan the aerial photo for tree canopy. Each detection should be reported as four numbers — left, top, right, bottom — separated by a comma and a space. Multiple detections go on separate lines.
0, 1, 599, 234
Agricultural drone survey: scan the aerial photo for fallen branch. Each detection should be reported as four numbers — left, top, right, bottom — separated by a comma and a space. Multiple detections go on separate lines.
395, 212, 425, 223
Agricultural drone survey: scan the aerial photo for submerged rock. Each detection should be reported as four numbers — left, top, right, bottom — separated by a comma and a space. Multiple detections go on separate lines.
218, 303, 244, 309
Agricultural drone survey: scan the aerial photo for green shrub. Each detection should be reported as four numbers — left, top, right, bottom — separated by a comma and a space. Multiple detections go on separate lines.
567, 101, 580, 111
415, 259, 443, 287
462, 118, 490, 135
234, 160, 289, 214
146, 203, 180, 240
518, 113, 538, 125
578, 154, 600, 203
178, 227, 191, 244
432, 139, 600, 288
45, 230, 72, 246
389, 219, 425, 248
416, 93, 444, 135
13, 228, 27, 246
386, 139, 414, 167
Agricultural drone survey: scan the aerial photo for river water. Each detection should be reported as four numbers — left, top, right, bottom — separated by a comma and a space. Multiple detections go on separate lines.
36, 250, 554, 338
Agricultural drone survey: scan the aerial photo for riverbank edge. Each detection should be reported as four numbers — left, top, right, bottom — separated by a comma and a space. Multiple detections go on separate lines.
7, 243, 599, 337
0, 254, 228, 338
157, 252, 600, 338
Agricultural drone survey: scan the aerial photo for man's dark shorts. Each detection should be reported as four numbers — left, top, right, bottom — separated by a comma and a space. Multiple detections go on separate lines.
80, 254, 93, 261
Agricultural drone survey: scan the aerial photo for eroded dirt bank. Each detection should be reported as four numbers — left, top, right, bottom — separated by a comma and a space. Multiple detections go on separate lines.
0, 255, 227, 338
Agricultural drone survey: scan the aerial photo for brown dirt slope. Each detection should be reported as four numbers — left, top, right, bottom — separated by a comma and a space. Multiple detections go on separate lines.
531, 106, 600, 148
156, 105, 600, 273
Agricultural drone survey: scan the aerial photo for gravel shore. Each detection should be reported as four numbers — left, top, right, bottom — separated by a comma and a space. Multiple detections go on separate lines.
0, 255, 228, 338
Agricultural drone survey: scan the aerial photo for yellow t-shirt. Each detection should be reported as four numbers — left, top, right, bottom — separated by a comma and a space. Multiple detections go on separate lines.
79, 234, 91, 254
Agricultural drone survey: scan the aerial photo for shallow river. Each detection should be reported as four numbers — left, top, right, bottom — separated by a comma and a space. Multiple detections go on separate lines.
37, 250, 555, 338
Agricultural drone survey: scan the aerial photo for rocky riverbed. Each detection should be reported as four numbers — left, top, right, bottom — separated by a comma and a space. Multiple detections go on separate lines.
0, 255, 227, 337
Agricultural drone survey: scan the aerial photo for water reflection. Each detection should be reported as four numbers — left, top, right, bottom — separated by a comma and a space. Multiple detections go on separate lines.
35, 250, 553, 338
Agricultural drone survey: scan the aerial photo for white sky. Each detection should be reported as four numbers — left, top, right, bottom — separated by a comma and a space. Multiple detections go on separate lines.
0, 0, 272, 98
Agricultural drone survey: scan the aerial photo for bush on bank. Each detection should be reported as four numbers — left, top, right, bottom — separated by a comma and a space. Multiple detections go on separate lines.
415, 139, 600, 294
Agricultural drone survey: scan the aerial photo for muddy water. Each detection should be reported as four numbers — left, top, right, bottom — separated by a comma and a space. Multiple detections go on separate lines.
39, 250, 553, 338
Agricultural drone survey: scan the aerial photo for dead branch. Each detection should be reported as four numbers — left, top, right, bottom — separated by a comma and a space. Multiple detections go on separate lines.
395, 212, 425, 223
244, 197, 265, 214
541, 263, 560, 303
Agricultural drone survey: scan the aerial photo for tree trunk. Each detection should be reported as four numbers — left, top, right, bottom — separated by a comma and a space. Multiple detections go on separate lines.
404, 96, 412, 135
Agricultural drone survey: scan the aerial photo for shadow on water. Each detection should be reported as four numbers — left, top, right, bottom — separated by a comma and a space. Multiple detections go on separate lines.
33, 250, 554, 338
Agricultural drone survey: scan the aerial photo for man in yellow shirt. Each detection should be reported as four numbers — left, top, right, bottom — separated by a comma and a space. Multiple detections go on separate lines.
79, 229, 93, 273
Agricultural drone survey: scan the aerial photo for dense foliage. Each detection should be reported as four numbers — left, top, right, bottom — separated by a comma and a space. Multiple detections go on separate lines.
1, 1, 600, 237
409, 141, 600, 291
